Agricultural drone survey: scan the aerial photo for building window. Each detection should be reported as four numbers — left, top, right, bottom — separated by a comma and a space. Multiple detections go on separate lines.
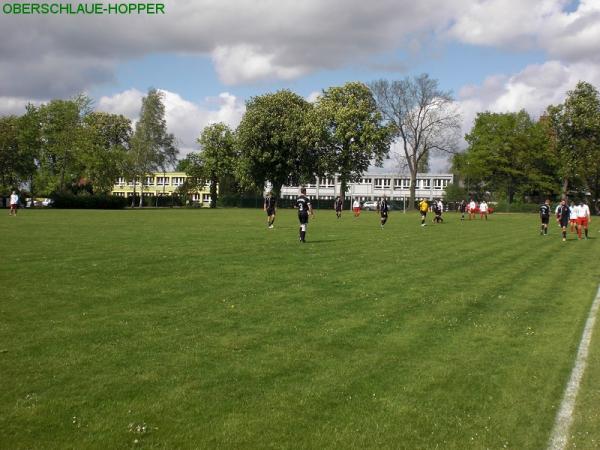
360, 178, 372, 184
374, 178, 391, 189
433, 179, 448, 190
156, 177, 170, 186
417, 178, 431, 189
202, 194, 211, 202
402, 179, 411, 189
116, 177, 126, 186
144, 176, 154, 186
172, 177, 185, 187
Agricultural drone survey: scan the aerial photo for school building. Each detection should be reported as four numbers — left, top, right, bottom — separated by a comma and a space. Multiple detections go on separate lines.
111, 172, 212, 205
278, 173, 454, 202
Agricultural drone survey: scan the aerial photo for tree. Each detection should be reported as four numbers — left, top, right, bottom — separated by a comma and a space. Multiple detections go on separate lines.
236, 90, 317, 197
17, 104, 42, 199
311, 82, 392, 203
459, 110, 558, 202
370, 75, 461, 208
82, 112, 132, 194
36, 98, 88, 193
129, 89, 178, 206
190, 122, 237, 208
0, 115, 21, 193
544, 81, 600, 199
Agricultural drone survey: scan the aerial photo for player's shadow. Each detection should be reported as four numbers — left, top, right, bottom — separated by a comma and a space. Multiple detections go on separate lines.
305, 238, 340, 244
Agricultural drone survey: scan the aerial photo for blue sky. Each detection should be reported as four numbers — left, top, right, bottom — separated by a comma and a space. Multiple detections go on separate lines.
1, 0, 599, 169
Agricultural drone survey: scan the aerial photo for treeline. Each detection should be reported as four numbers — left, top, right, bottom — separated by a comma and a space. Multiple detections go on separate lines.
1, 74, 460, 209
452, 81, 600, 206
0, 89, 176, 206
3, 77, 597, 210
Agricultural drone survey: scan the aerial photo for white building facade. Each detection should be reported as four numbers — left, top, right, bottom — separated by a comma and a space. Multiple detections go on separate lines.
278, 173, 453, 202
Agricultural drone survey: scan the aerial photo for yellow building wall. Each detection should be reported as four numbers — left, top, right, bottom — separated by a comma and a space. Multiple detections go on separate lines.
111, 172, 213, 204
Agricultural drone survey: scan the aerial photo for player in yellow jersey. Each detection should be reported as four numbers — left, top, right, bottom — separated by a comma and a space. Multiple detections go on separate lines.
419, 198, 429, 227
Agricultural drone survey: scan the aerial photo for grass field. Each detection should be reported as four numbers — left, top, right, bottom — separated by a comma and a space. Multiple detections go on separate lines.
1, 208, 599, 449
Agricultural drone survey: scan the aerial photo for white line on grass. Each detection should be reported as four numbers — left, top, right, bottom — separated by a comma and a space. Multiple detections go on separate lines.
547, 284, 600, 450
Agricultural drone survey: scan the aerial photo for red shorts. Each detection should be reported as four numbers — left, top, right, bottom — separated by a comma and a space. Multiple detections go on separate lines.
577, 217, 589, 227
10, 204, 17, 209
570, 218, 577, 224
353, 207, 360, 213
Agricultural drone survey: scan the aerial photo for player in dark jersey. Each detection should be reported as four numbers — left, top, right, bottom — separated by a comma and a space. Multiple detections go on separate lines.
458, 200, 466, 220
263, 191, 277, 229
334, 196, 343, 219
295, 187, 314, 243
539, 199, 550, 235
378, 195, 389, 229
557, 199, 570, 242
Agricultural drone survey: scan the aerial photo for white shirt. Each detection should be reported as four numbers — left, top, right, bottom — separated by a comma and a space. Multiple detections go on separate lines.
469, 201, 476, 210
480, 202, 488, 212
570, 206, 577, 218
353, 200, 360, 208
577, 204, 590, 218
10, 194, 18, 205
437, 201, 443, 210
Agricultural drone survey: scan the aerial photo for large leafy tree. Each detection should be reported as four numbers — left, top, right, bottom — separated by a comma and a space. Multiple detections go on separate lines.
183, 122, 236, 208
36, 98, 89, 193
129, 89, 178, 206
236, 90, 317, 197
370, 75, 461, 208
545, 81, 600, 199
82, 112, 132, 194
0, 115, 21, 193
311, 82, 392, 202
458, 110, 558, 202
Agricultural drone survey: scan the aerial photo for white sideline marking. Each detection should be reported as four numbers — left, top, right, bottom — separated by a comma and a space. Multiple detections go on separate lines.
547, 284, 600, 450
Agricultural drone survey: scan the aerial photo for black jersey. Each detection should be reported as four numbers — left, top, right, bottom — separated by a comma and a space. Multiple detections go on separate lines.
296, 195, 311, 214
334, 198, 343, 210
540, 204, 550, 218
264, 196, 276, 210
379, 199, 389, 213
557, 204, 570, 222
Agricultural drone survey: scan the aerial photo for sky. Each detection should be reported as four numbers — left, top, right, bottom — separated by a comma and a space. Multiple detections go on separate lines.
1, 0, 599, 173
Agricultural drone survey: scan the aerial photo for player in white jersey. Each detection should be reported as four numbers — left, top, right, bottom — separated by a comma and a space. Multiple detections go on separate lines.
468, 199, 477, 221
575, 200, 591, 240
479, 200, 489, 220
569, 201, 578, 232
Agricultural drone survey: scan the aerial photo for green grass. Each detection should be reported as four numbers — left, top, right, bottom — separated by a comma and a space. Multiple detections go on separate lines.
1, 208, 599, 449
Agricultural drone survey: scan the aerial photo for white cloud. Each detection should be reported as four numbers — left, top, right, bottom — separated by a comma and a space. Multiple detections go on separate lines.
97, 89, 145, 119
212, 45, 308, 85
0, 97, 43, 116
96, 89, 246, 158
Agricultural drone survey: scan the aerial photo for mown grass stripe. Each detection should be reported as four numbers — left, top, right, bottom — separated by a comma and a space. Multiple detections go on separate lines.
548, 284, 600, 450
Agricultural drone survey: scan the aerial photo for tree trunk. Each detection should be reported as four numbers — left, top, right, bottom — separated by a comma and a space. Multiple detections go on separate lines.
340, 178, 347, 205
562, 177, 569, 200
131, 178, 136, 208
210, 176, 218, 208
409, 170, 417, 210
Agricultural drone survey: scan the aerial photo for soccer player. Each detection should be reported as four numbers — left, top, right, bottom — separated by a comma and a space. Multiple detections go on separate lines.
378, 195, 389, 229
352, 198, 361, 217
576, 199, 591, 240
557, 199, 570, 242
334, 196, 343, 219
9, 191, 19, 216
419, 198, 429, 226
296, 187, 314, 243
433, 199, 444, 223
468, 199, 477, 221
263, 191, 277, 229
539, 199, 550, 235
569, 201, 578, 233
458, 200, 466, 220
479, 200, 489, 220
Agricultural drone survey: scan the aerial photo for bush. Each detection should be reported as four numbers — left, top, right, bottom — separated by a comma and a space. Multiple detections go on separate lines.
51, 193, 128, 209
492, 201, 540, 213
